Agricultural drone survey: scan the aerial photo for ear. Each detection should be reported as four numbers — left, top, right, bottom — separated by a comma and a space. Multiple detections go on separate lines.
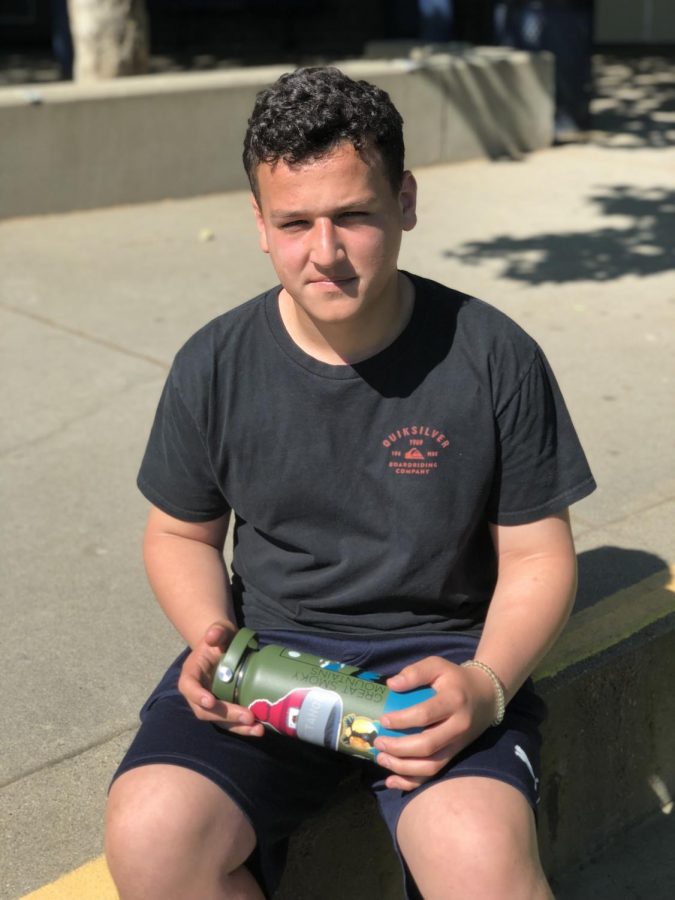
399, 171, 417, 232
251, 194, 270, 254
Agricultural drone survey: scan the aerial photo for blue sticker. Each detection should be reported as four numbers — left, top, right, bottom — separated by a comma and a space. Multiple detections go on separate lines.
356, 670, 382, 682
383, 687, 436, 714
369, 687, 437, 753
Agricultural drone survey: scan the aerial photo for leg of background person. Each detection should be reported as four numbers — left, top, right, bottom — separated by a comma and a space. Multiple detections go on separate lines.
50, 0, 73, 79
543, 5, 594, 136
105, 764, 264, 900
419, 0, 454, 41
458, 0, 496, 44
389, 0, 420, 38
397, 776, 553, 900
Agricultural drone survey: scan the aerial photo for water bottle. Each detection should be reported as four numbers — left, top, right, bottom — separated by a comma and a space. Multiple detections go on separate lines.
212, 628, 435, 760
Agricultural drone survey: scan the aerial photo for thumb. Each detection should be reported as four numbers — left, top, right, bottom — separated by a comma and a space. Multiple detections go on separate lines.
203, 621, 234, 649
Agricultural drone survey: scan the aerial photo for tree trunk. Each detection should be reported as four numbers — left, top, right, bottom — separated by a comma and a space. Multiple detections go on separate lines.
68, 0, 149, 81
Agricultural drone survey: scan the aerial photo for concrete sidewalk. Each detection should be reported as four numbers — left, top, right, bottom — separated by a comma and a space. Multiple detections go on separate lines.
1, 83, 674, 896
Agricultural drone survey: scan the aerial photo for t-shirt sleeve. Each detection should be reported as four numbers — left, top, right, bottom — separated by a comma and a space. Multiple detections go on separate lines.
486, 347, 596, 525
137, 369, 230, 522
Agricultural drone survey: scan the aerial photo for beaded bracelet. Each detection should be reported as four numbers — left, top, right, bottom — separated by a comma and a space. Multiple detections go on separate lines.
460, 659, 506, 726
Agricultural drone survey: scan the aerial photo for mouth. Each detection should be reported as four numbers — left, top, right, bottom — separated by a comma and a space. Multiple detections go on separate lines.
308, 276, 357, 288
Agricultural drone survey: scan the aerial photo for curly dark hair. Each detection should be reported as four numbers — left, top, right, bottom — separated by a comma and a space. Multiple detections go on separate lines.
243, 67, 405, 200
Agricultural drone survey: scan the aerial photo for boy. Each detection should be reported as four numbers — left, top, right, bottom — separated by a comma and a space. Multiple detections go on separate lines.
105, 67, 595, 899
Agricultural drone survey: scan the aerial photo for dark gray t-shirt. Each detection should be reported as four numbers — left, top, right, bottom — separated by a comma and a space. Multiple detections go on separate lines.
138, 273, 595, 635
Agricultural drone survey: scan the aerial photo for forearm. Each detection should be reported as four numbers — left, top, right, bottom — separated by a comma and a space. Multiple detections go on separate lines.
371, 513, 578, 791
476, 515, 578, 702
144, 524, 237, 649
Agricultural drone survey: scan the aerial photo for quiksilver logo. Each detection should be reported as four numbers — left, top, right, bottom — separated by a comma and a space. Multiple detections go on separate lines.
383, 425, 450, 476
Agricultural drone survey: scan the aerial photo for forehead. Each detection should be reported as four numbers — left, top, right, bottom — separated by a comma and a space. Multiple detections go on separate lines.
254, 142, 393, 210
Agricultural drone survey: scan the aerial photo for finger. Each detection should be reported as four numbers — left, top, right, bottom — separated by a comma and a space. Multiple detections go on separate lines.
193, 709, 266, 738
375, 719, 460, 759
187, 698, 265, 735
179, 673, 256, 724
179, 669, 220, 708
385, 773, 430, 792
201, 695, 257, 726
376, 750, 449, 779
227, 723, 266, 737
180, 647, 231, 694
386, 655, 452, 692
380, 694, 452, 732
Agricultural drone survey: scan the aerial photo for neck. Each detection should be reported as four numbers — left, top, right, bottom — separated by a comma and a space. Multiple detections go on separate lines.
278, 272, 414, 365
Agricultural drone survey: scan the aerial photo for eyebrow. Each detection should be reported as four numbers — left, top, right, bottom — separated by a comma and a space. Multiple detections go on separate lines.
270, 196, 377, 222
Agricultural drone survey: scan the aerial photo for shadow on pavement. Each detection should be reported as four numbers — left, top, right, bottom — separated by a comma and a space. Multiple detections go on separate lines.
575, 546, 670, 612
438, 51, 675, 285
443, 184, 675, 284
592, 51, 675, 151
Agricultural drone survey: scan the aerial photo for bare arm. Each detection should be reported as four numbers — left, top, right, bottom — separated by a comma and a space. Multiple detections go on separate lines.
476, 508, 577, 702
143, 504, 235, 648
374, 510, 577, 790
143, 504, 264, 736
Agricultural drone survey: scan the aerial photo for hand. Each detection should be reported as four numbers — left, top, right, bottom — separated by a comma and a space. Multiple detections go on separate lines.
177, 621, 265, 737
373, 656, 498, 792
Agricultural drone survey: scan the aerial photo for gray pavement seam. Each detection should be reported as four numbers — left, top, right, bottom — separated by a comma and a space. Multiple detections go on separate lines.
0, 301, 170, 371
0, 372, 164, 458
0, 724, 137, 791
573, 493, 675, 535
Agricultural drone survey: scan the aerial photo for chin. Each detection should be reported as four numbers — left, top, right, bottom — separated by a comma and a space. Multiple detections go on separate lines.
310, 309, 361, 327
311, 295, 365, 315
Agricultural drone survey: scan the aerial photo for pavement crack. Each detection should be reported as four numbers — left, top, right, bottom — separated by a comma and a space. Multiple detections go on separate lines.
0, 302, 169, 370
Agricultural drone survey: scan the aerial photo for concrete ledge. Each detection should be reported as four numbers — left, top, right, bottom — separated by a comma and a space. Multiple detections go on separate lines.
0, 49, 553, 220
538, 567, 675, 882
273, 568, 675, 898
13, 574, 674, 898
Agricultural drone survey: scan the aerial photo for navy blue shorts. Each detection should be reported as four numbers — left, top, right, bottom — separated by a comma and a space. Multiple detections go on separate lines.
112, 630, 546, 898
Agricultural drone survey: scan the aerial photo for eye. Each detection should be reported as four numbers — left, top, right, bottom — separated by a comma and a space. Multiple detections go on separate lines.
279, 220, 308, 230
339, 211, 368, 221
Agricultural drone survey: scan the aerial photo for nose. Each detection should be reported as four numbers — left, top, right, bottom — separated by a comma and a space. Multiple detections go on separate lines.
309, 218, 344, 268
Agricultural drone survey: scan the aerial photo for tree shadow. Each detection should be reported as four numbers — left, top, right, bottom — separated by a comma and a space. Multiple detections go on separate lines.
592, 51, 675, 151
443, 184, 675, 284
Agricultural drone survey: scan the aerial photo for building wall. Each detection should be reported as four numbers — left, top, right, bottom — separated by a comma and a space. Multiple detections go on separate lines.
595, 0, 675, 44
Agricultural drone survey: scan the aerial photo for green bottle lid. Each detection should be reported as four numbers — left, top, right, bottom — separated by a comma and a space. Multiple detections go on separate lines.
211, 627, 259, 701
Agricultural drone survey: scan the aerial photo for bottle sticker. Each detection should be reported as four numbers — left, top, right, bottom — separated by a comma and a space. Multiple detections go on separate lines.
249, 688, 345, 751
247, 688, 387, 759
340, 713, 381, 756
